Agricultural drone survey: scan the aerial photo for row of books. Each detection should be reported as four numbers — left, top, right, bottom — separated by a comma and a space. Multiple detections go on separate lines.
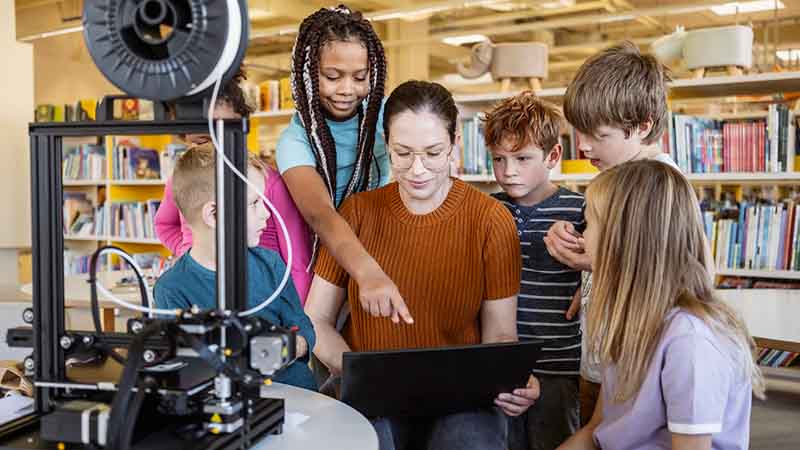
63, 251, 165, 275
36, 98, 160, 123
756, 348, 799, 368
667, 105, 797, 174
64, 251, 108, 275
457, 115, 492, 176
63, 144, 106, 180
109, 200, 162, 240
703, 199, 800, 272
35, 101, 94, 122
112, 141, 162, 180
63, 192, 98, 236
250, 78, 294, 112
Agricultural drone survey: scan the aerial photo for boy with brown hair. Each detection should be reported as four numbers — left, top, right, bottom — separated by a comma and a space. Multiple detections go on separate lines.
543, 41, 678, 427
154, 144, 317, 391
484, 92, 584, 450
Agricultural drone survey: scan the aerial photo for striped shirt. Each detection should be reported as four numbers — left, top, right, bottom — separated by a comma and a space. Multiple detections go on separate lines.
493, 187, 585, 375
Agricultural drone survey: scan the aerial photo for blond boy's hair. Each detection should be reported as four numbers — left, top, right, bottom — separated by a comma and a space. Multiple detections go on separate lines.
483, 91, 564, 155
564, 41, 670, 145
172, 143, 266, 224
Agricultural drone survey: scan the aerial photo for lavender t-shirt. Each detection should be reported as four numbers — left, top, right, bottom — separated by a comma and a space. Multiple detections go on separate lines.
594, 309, 752, 450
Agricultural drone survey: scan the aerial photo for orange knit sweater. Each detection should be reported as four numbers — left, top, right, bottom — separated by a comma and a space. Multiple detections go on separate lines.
315, 179, 521, 352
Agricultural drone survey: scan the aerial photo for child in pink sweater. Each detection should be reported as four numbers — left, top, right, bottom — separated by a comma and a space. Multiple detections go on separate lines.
155, 166, 313, 303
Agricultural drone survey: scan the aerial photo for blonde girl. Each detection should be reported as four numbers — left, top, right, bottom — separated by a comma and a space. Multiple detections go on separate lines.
558, 159, 764, 450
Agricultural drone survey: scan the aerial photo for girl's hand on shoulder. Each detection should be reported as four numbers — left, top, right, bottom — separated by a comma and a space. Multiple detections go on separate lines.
544, 221, 591, 271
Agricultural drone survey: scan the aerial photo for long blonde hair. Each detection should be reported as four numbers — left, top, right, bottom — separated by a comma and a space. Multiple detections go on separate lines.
585, 160, 765, 402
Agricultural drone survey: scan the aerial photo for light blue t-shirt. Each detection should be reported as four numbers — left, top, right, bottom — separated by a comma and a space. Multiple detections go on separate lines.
275, 103, 390, 207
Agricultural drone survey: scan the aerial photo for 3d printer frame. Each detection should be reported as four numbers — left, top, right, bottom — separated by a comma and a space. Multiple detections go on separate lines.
0, 116, 285, 450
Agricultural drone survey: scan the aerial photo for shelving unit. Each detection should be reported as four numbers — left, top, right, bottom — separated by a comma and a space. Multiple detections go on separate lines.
454, 72, 800, 367
62, 135, 173, 274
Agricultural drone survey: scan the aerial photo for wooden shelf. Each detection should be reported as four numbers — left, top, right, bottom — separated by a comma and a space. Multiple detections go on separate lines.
64, 180, 107, 186
252, 109, 295, 118
760, 366, 800, 381
110, 179, 166, 186
108, 237, 162, 245
669, 71, 800, 100
453, 72, 800, 105
64, 234, 103, 241
715, 268, 800, 280
65, 235, 162, 245
454, 87, 566, 104
458, 174, 495, 182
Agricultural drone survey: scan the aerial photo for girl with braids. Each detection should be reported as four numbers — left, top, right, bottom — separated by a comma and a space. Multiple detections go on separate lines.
277, 5, 414, 325
155, 70, 314, 302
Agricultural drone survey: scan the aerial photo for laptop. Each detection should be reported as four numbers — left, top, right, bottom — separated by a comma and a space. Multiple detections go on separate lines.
341, 340, 542, 418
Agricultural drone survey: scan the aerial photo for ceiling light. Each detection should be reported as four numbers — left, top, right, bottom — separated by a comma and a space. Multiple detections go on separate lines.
442, 34, 489, 46
711, 0, 784, 16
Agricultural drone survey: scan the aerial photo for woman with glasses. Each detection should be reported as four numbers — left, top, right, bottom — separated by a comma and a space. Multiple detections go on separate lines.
305, 80, 541, 450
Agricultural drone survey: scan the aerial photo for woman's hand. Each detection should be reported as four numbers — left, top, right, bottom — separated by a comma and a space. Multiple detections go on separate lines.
356, 267, 414, 324
544, 221, 591, 271
495, 375, 540, 416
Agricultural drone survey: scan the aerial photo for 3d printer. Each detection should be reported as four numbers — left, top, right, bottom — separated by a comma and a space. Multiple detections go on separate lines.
0, 1, 297, 448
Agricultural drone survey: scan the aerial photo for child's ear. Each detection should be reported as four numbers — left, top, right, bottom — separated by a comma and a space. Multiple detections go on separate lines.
453, 133, 462, 159
636, 119, 654, 140
546, 143, 563, 169
201, 201, 217, 229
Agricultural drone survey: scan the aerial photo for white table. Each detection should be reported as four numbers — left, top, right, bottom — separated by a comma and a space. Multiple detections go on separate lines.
253, 383, 378, 450
718, 289, 800, 353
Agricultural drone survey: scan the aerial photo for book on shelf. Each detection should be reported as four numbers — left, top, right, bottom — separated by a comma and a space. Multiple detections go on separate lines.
63, 192, 100, 236
113, 252, 165, 272
457, 114, 492, 176
257, 77, 294, 112
756, 347, 800, 368
112, 139, 161, 180
63, 144, 106, 181
64, 251, 109, 275
35, 101, 91, 122
109, 199, 161, 240
159, 143, 188, 180
702, 192, 800, 273
667, 105, 797, 174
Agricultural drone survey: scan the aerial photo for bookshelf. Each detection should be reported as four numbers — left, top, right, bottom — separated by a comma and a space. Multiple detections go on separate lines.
62, 135, 174, 274
453, 72, 800, 369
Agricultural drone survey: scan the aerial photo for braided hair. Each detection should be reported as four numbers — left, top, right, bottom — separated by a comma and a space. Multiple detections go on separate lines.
290, 4, 386, 207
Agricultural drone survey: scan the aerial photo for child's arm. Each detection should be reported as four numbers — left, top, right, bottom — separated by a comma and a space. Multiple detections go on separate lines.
566, 287, 581, 320
556, 391, 603, 450
263, 169, 314, 303
304, 275, 350, 375
270, 257, 315, 363
544, 221, 591, 271
671, 434, 712, 450
282, 166, 413, 325
154, 177, 190, 255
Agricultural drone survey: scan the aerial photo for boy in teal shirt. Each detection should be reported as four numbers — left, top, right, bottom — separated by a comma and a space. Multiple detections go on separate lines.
154, 144, 316, 391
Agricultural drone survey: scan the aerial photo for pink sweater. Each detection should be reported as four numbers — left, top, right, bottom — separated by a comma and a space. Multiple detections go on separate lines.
154, 167, 313, 303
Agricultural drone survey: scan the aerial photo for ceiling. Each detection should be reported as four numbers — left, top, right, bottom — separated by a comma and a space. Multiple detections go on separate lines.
14, 0, 800, 92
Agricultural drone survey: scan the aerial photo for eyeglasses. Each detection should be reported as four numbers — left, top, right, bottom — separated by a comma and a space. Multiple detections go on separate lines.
389, 146, 452, 171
